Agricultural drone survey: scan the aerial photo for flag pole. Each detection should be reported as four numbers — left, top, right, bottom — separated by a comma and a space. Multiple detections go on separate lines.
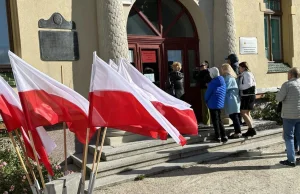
28, 130, 47, 191
8, 132, 38, 194
80, 128, 90, 194
89, 127, 107, 193
61, 65, 68, 175
88, 127, 102, 192
15, 128, 41, 191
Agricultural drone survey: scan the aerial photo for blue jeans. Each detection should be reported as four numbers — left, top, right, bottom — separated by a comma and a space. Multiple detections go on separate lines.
283, 118, 300, 163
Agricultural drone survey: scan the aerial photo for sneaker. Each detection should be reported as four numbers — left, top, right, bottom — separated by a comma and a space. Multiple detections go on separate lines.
279, 160, 296, 167
221, 136, 228, 143
213, 138, 221, 143
229, 133, 242, 139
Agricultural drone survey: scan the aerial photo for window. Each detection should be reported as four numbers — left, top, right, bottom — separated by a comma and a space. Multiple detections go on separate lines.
264, 0, 282, 62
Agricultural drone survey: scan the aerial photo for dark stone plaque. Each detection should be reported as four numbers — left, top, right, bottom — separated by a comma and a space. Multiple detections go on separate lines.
39, 31, 79, 61
38, 13, 75, 30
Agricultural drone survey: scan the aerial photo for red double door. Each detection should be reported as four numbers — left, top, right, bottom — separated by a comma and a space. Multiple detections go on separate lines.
128, 40, 202, 122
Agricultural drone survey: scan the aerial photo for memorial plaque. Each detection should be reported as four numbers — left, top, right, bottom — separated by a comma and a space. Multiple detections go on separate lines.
39, 31, 79, 61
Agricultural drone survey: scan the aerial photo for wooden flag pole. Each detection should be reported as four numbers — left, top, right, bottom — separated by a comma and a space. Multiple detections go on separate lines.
28, 130, 46, 190
15, 129, 41, 191
87, 127, 102, 193
8, 132, 36, 192
61, 65, 68, 175
15, 129, 37, 180
89, 127, 107, 193
80, 128, 90, 193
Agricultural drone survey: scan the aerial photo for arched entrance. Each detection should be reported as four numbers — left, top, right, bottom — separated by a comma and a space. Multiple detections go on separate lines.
127, 0, 202, 121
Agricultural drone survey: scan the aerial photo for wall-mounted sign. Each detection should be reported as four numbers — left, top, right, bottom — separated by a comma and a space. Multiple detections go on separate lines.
121, 0, 133, 5
239, 37, 258, 55
142, 50, 157, 63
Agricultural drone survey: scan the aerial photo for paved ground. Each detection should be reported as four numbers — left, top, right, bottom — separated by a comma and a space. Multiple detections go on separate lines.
95, 143, 300, 194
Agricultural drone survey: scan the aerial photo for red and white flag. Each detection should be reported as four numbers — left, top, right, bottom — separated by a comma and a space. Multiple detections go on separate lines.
89, 53, 186, 145
8, 51, 95, 144
0, 76, 56, 175
116, 59, 198, 135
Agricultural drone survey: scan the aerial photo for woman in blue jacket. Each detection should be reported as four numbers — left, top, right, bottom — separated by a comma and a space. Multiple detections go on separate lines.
221, 63, 241, 139
205, 67, 227, 143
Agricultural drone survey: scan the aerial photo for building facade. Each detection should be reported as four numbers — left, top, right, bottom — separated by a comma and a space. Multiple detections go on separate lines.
1, 0, 299, 154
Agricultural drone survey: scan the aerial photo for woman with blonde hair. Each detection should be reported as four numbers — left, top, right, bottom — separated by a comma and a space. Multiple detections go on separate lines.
221, 63, 242, 138
166, 62, 184, 100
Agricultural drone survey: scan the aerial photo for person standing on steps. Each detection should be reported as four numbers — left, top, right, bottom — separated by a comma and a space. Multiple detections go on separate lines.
276, 67, 300, 167
205, 67, 227, 143
225, 54, 245, 126
221, 63, 242, 139
166, 62, 185, 100
238, 62, 257, 137
193, 61, 212, 127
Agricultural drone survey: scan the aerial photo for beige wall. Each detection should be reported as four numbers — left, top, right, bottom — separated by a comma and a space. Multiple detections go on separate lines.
291, 0, 300, 66
233, 0, 287, 89
15, 0, 98, 97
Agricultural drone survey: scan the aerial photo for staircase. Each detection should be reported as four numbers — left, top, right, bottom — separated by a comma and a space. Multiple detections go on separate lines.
70, 120, 282, 192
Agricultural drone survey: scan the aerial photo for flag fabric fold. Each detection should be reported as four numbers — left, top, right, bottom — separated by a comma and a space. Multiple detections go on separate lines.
8, 51, 95, 144
116, 59, 198, 136
89, 53, 186, 145
0, 76, 56, 175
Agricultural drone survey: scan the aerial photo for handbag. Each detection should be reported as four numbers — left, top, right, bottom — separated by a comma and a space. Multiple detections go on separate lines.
165, 76, 175, 96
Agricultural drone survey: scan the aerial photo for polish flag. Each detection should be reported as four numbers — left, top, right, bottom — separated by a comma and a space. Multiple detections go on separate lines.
108, 60, 168, 140
89, 53, 186, 145
0, 76, 56, 175
116, 59, 198, 135
8, 51, 95, 144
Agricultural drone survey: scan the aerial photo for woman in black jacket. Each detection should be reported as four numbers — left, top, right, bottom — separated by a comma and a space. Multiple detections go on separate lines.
167, 62, 184, 100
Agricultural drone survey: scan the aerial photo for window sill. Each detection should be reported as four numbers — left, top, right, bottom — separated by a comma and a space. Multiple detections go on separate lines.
267, 62, 290, 73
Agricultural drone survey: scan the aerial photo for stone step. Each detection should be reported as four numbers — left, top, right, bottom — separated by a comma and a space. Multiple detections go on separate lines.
88, 120, 277, 161
72, 127, 282, 179
85, 133, 284, 191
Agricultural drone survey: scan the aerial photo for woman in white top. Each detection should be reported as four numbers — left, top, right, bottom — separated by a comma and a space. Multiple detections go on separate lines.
238, 62, 256, 137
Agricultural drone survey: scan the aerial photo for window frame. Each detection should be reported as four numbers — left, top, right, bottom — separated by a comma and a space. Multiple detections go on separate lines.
264, 0, 283, 62
0, 0, 14, 72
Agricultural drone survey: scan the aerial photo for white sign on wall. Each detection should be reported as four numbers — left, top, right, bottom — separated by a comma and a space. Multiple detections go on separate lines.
121, 0, 133, 5
239, 37, 258, 55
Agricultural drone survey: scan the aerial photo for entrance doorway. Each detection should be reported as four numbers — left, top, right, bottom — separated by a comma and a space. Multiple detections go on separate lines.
127, 0, 202, 121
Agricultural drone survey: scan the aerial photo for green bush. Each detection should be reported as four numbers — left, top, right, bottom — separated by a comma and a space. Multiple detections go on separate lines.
252, 92, 282, 125
0, 132, 64, 193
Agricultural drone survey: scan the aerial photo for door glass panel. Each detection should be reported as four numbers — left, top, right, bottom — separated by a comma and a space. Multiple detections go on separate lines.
161, 0, 182, 31
127, 9, 156, 35
134, 0, 159, 30
0, 0, 10, 64
271, 16, 282, 61
188, 50, 196, 87
167, 13, 194, 37
264, 15, 270, 60
141, 49, 160, 86
167, 50, 182, 74
128, 49, 136, 67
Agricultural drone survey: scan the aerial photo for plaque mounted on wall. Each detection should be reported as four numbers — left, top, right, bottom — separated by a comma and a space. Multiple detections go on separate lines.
38, 13, 79, 61
39, 31, 79, 61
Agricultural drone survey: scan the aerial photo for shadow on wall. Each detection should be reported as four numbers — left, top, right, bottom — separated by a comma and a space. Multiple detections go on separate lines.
71, 0, 99, 153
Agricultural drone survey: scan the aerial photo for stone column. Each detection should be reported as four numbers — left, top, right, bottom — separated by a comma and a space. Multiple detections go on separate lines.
213, 0, 237, 68
96, 1, 149, 145
96, 0, 128, 62
214, 0, 237, 124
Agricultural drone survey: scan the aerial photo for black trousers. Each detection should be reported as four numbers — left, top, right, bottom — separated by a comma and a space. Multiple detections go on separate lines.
209, 109, 226, 139
229, 113, 242, 134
